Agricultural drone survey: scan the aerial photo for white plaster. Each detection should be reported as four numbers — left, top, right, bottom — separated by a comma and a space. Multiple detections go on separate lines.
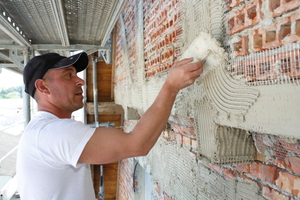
180, 32, 227, 78
114, 2, 300, 200
135, 139, 264, 199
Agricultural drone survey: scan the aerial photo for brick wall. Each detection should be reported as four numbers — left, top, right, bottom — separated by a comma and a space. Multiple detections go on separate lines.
224, 0, 300, 197
227, 0, 300, 82
115, 0, 300, 199
209, 159, 300, 199
144, 0, 182, 77
117, 158, 134, 200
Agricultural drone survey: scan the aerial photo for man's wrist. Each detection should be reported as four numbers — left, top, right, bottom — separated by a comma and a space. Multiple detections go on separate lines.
162, 81, 179, 97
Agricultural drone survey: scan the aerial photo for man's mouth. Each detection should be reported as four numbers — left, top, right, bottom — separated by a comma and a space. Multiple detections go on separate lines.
75, 91, 83, 96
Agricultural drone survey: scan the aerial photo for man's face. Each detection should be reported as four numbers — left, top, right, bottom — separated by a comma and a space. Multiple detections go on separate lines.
43, 65, 85, 113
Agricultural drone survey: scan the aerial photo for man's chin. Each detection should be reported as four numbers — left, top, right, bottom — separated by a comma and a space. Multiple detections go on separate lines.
73, 101, 84, 111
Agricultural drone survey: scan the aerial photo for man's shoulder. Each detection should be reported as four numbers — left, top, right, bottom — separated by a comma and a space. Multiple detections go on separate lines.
34, 111, 58, 119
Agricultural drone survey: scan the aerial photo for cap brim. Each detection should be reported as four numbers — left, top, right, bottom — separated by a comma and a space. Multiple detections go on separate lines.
49, 52, 89, 72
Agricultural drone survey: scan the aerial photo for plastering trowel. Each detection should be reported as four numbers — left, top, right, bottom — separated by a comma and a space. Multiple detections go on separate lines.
180, 32, 226, 78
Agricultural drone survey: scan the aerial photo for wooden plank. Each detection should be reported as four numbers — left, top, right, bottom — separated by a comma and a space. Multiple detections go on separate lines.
111, 28, 116, 101
86, 58, 113, 102
104, 162, 118, 199
87, 53, 121, 199
86, 102, 124, 115
104, 171, 118, 176
87, 114, 122, 128
98, 74, 112, 81
92, 162, 119, 200
105, 161, 119, 169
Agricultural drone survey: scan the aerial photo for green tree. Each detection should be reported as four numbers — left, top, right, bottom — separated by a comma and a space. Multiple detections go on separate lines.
0, 86, 22, 99
4, 91, 21, 99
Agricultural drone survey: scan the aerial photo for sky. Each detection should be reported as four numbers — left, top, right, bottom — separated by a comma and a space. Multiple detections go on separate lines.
0, 68, 23, 88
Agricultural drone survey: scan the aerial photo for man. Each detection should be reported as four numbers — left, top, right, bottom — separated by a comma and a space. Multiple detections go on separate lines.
17, 51, 203, 199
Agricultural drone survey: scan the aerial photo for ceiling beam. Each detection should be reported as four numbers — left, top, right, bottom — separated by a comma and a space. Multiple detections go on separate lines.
31, 44, 110, 51
0, 50, 12, 61
0, 63, 15, 68
49, 0, 70, 46
0, 65, 23, 74
0, 5, 31, 47
100, 0, 126, 46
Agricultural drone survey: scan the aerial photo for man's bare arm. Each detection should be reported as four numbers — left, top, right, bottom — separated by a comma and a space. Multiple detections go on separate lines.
79, 58, 203, 164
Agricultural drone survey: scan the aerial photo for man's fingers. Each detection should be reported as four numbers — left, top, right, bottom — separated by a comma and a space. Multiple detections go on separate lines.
194, 62, 203, 72
173, 57, 193, 67
188, 67, 202, 82
186, 62, 203, 85
167, 58, 204, 90
186, 61, 203, 73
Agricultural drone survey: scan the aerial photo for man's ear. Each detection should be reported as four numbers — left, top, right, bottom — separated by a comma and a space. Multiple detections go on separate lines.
35, 79, 50, 95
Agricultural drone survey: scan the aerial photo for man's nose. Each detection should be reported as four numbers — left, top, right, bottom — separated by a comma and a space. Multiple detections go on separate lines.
77, 76, 85, 86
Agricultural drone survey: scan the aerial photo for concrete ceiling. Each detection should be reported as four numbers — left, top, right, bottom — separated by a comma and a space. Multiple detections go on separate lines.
0, 0, 126, 74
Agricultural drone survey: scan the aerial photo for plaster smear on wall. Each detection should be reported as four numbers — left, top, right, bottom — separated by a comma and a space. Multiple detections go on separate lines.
178, 0, 300, 140
114, 0, 300, 199
228, 43, 300, 137
172, 0, 259, 163
134, 139, 264, 199
114, 0, 258, 164
116, 0, 300, 186
180, 32, 224, 78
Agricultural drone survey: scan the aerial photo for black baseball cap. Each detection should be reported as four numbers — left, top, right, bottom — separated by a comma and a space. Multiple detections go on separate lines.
23, 52, 89, 98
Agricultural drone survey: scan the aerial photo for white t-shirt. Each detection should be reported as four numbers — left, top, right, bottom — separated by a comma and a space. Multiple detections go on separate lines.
16, 111, 96, 200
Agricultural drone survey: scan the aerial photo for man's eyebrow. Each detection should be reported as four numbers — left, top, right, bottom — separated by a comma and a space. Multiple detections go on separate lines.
60, 66, 76, 73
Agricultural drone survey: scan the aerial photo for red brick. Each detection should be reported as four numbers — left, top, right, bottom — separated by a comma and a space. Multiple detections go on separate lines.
281, 138, 300, 156
170, 124, 195, 137
162, 130, 169, 137
208, 164, 222, 174
285, 157, 300, 175
270, 0, 300, 17
244, 62, 256, 82
252, 14, 300, 50
168, 131, 176, 141
268, 0, 280, 12
175, 133, 183, 144
117, 158, 135, 200
155, 182, 161, 194
277, 171, 300, 197
262, 186, 291, 200
228, 0, 262, 35
263, 24, 281, 49
273, 139, 289, 161
223, 168, 240, 180
233, 163, 251, 173
191, 139, 198, 150
245, 48, 300, 80
189, 150, 197, 159
163, 192, 171, 200
253, 134, 264, 146
182, 135, 191, 146
168, 116, 196, 137
225, 0, 246, 10
269, 158, 287, 170
286, 13, 300, 43
250, 161, 280, 184
233, 36, 249, 56
143, 0, 182, 77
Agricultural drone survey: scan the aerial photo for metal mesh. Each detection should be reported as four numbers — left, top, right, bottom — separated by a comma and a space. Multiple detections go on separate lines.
228, 42, 300, 85
222, 0, 300, 85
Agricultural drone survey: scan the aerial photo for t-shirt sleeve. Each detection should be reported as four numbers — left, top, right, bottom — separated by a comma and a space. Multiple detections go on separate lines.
38, 119, 96, 168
